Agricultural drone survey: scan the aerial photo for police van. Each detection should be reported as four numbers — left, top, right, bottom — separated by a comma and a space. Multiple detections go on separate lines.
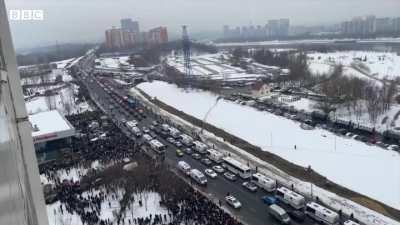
178, 161, 191, 175
180, 134, 194, 146
189, 169, 207, 185
251, 173, 276, 192
305, 202, 339, 225
206, 149, 224, 163
193, 141, 208, 154
276, 187, 306, 209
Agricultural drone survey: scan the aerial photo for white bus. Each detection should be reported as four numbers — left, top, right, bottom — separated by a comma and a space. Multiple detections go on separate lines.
276, 187, 306, 210
305, 202, 339, 225
178, 161, 191, 175
193, 141, 208, 154
251, 173, 276, 192
180, 134, 193, 146
149, 139, 166, 154
189, 169, 207, 185
206, 149, 224, 163
222, 157, 252, 179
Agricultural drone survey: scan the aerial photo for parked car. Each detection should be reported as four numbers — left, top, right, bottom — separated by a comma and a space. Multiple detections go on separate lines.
225, 195, 241, 209
176, 149, 184, 157
201, 158, 212, 166
191, 153, 201, 160
288, 210, 306, 223
224, 172, 237, 181
262, 196, 277, 205
184, 148, 193, 154
212, 165, 225, 173
204, 169, 217, 178
242, 181, 258, 192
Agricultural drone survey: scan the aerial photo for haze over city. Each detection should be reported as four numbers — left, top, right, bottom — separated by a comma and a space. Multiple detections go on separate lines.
6, 0, 400, 49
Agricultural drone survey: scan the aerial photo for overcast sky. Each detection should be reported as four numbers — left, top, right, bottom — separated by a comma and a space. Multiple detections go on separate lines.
5, 0, 400, 49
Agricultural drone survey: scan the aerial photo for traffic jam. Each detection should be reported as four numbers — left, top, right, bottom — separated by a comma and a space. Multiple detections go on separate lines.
91, 75, 361, 225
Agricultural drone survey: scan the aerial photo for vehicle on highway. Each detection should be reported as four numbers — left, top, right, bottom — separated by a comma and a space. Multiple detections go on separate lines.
288, 210, 306, 223
142, 134, 153, 143
276, 187, 306, 210
251, 173, 276, 192
149, 125, 155, 130
149, 139, 166, 154
222, 157, 252, 179
184, 147, 193, 154
268, 204, 291, 224
178, 161, 191, 175
174, 141, 183, 148
262, 196, 277, 205
161, 123, 170, 132
131, 126, 142, 137
212, 165, 225, 173
201, 158, 212, 165
180, 134, 194, 146
189, 169, 207, 185
142, 127, 150, 133
152, 121, 159, 126
125, 120, 138, 129
225, 195, 241, 209
223, 172, 237, 181
206, 149, 224, 163
242, 181, 258, 192
344, 220, 360, 225
204, 169, 217, 178
193, 140, 208, 154
191, 153, 201, 160
149, 131, 157, 138
169, 127, 181, 138
305, 202, 339, 225
166, 137, 175, 143
176, 149, 184, 157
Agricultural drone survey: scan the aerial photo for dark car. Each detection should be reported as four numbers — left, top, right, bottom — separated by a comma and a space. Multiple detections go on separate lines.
262, 196, 277, 205
288, 210, 306, 222
201, 158, 212, 165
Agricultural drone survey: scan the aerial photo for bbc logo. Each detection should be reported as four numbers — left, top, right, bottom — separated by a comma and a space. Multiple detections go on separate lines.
9, 10, 44, 21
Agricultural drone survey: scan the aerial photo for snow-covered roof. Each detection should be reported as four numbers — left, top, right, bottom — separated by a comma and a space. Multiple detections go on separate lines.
29, 110, 75, 144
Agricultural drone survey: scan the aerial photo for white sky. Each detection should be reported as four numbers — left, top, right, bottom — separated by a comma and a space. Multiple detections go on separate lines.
5, 0, 400, 49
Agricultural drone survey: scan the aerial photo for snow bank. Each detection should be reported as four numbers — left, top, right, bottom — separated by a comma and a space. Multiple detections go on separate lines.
137, 81, 400, 211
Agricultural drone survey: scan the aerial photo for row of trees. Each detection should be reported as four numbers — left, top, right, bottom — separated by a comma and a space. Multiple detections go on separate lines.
316, 65, 398, 125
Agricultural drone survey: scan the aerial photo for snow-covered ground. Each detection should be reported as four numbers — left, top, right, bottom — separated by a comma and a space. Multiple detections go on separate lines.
167, 53, 267, 81
95, 56, 130, 69
308, 51, 400, 81
137, 81, 400, 211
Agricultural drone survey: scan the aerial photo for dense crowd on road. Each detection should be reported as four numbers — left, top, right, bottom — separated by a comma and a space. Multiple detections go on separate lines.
40, 111, 244, 225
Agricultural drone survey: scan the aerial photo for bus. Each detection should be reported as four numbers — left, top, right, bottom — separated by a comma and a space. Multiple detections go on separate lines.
149, 139, 166, 154
222, 157, 252, 179
206, 149, 224, 163
251, 173, 276, 192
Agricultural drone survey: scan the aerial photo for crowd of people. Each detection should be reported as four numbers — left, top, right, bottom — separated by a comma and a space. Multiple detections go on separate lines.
40, 111, 244, 225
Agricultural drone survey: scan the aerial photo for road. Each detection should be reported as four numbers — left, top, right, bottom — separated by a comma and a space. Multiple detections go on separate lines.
75, 65, 320, 225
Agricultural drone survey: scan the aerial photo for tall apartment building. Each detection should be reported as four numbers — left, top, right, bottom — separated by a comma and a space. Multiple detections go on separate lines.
105, 27, 136, 49
341, 15, 400, 35
0, 0, 49, 224
120, 18, 140, 33
147, 27, 168, 44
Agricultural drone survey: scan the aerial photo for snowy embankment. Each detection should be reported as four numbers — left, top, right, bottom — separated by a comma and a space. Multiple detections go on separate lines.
137, 81, 400, 212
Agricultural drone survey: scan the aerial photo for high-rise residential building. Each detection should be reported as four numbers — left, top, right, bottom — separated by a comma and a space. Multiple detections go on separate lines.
279, 18, 290, 36
148, 27, 168, 44
120, 18, 140, 33
267, 19, 280, 37
105, 27, 124, 48
341, 15, 399, 35
0, 1, 49, 224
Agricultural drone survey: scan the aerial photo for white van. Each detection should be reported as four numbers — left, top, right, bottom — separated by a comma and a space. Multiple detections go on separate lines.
189, 169, 207, 185
169, 127, 181, 138
276, 187, 305, 210
180, 134, 194, 146
178, 161, 191, 175
251, 173, 276, 192
131, 126, 142, 137
268, 204, 291, 224
161, 123, 170, 132
142, 134, 153, 143
206, 149, 224, 163
305, 202, 339, 225
344, 220, 360, 225
193, 141, 208, 154
149, 139, 166, 154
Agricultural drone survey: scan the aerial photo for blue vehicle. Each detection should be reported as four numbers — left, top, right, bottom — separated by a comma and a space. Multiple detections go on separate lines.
262, 196, 277, 205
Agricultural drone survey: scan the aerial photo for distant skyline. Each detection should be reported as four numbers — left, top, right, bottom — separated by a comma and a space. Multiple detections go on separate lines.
5, 0, 400, 49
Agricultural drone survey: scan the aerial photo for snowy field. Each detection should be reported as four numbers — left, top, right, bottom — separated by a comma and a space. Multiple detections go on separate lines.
95, 56, 130, 69
167, 53, 266, 81
308, 51, 400, 81
138, 81, 400, 210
